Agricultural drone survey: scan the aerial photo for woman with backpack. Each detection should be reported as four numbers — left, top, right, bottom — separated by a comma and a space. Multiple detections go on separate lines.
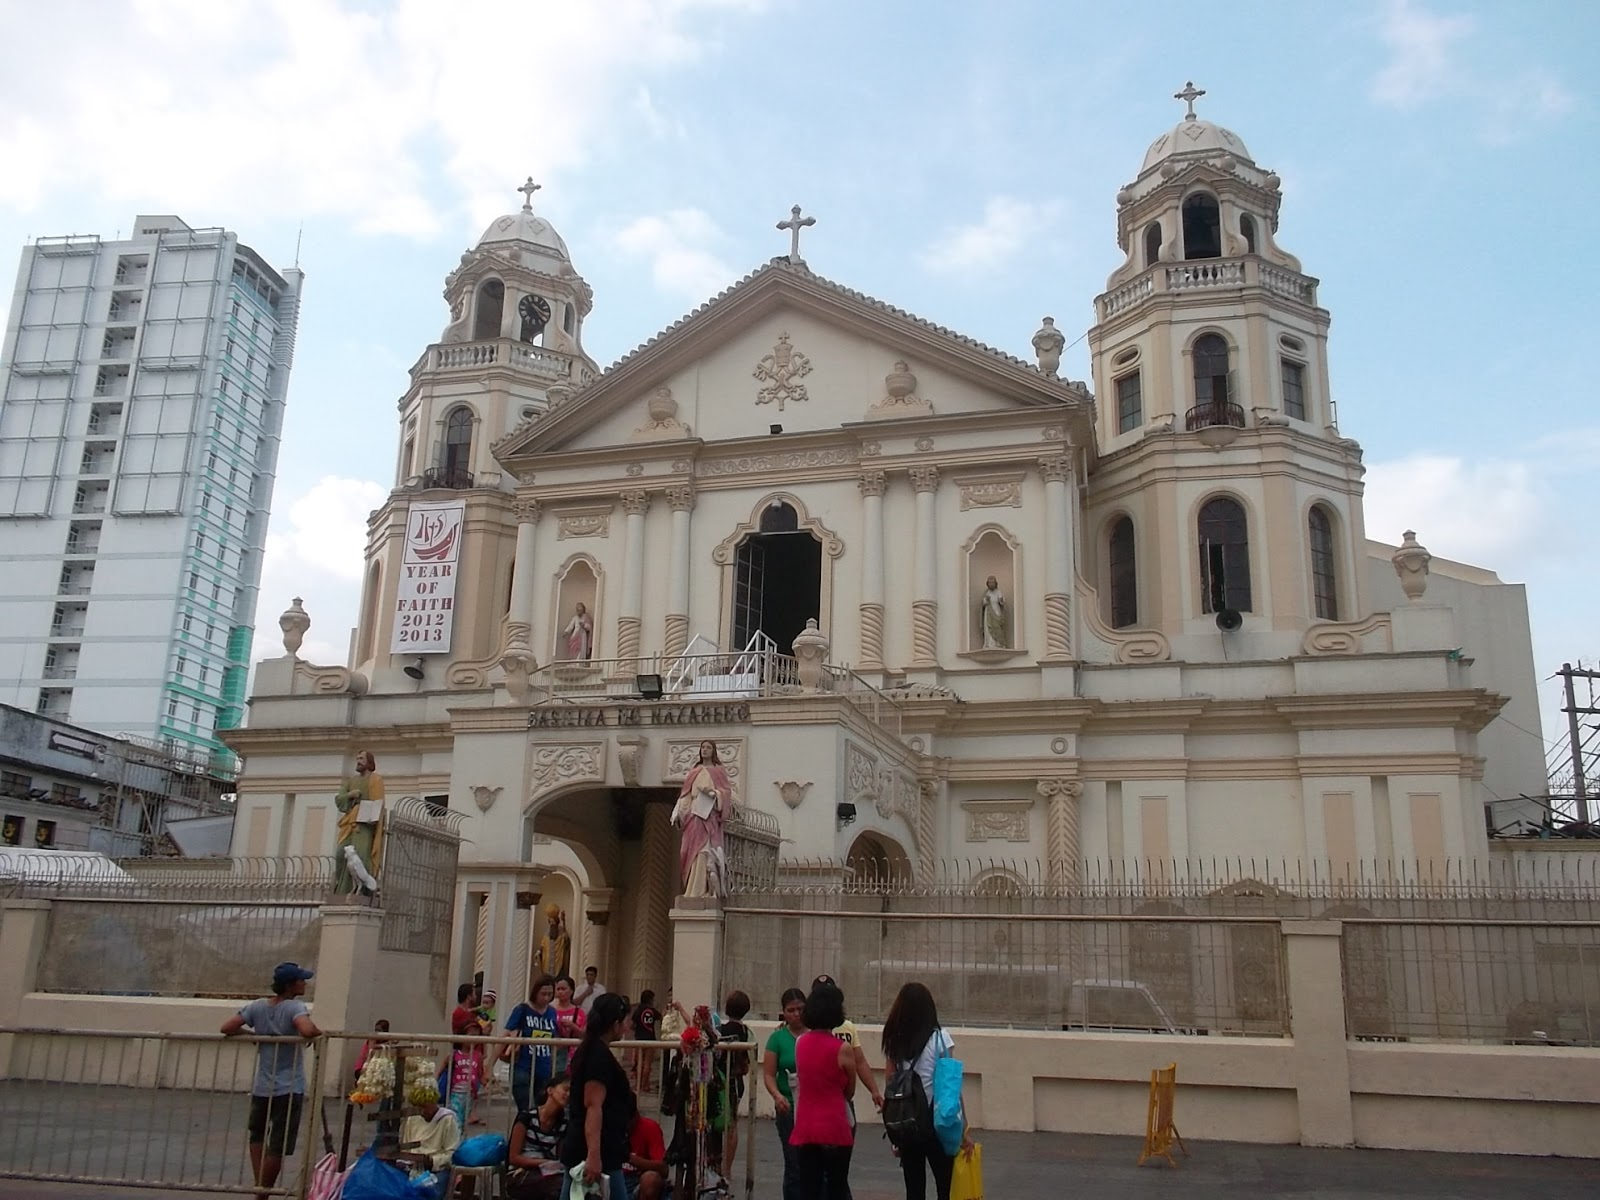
880, 982, 970, 1200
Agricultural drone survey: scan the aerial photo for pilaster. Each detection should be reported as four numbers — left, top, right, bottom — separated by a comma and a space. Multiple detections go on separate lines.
910, 466, 940, 669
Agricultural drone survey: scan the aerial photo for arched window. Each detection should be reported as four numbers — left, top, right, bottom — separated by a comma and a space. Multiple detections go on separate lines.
442, 407, 474, 487
1182, 193, 1221, 260
759, 500, 798, 533
472, 279, 504, 341
563, 303, 575, 335
1239, 213, 1258, 255
1143, 221, 1162, 267
1198, 496, 1251, 613
1192, 333, 1231, 408
1309, 506, 1338, 620
1109, 516, 1137, 629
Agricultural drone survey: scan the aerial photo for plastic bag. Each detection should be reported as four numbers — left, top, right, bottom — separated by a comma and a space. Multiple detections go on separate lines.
306, 1152, 349, 1200
567, 1163, 610, 1198
452, 1133, 508, 1167
342, 1148, 413, 1200
932, 1052, 965, 1157
950, 1142, 983, 1200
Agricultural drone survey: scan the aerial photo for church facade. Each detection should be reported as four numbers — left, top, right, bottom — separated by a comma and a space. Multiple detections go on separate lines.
227, 99, 1542, 1010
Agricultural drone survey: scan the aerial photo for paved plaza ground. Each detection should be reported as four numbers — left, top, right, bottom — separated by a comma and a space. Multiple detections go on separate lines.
7, 1120, 1600, 1199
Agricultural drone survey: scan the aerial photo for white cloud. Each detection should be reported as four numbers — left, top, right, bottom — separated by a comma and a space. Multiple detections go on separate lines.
1371, 0, 1475, 109
254, 475, 388, 663
612, 209, 737, 300
1363, 452, 1550, 570
918, 196, 1055, 275
0, 0, 759, 236
633, 86, 686, 140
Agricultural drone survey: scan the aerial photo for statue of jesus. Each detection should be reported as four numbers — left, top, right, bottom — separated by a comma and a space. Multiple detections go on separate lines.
561, 602, 594, 661
670, 740, 734, 898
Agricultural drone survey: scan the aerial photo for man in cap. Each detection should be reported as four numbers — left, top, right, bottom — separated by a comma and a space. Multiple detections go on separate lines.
222, 962, 322, 1200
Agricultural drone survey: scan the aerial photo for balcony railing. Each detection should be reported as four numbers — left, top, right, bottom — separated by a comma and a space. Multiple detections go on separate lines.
1185, 401, 1247, 432
417, 466, 475, 490
1098, 256, 1318, 320
413, 338, 597, 387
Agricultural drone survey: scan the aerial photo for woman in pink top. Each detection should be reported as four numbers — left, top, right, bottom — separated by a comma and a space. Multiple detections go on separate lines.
790, 982, 855, 1200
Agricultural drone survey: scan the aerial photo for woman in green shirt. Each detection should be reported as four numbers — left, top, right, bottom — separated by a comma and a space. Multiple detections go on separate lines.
762, 987, 807, 1200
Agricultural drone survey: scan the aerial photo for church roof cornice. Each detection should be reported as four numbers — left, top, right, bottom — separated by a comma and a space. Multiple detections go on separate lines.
492, 260, 1093, 464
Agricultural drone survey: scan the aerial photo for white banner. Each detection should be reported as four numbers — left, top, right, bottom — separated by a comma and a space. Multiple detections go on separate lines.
390, 499, 465, 655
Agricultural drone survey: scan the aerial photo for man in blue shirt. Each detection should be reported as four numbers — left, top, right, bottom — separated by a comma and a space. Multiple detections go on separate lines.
222, 962, 321, 1200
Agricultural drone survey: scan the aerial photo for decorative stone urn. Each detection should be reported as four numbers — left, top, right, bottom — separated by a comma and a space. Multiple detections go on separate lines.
1032, 317, 1065, 377
790, 618, 830, 691
647, 386, 678, 425
279, 597, 310, 657
1391, 530, 1431, 602
885, 361, 917, 404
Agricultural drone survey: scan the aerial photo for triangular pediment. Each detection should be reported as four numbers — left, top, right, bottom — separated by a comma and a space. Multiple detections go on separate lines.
492, 261, 1091, 466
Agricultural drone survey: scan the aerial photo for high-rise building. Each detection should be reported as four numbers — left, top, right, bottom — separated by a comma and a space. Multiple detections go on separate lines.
0, 215, 303, 765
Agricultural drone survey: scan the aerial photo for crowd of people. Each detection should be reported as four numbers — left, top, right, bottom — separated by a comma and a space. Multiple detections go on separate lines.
226, 961, 971, 1200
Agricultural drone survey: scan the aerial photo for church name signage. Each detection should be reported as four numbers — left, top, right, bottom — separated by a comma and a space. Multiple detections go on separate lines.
390, 500, 466, 656
527, 703, 750, 729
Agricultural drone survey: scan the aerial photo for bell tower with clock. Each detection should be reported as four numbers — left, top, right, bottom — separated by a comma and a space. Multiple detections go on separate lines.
393, 177, 599, 492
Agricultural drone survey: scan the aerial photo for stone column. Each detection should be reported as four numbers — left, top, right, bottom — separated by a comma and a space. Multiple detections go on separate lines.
909, 466, 940, 668
1283, 920, 1355, 1146
1039, 454, 1074, 660
664, 486, 695, 659
857, 470, 887, 670
617, 489, 650, 665
915, 780, 939, 882
501, 499, 542, 700
581, 887, 615, 984
630, 803, 674, 997
508, 891, 535, 1005
1037, 778, 1083, 888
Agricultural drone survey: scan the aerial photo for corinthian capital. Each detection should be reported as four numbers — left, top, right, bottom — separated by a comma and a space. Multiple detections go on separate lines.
1037, 455, 1072, 484
858, 469, 887, 498
665, 485, 696, 512
909, 465, 940, 493
512, 498, 543, 524
620, 489, 650, 516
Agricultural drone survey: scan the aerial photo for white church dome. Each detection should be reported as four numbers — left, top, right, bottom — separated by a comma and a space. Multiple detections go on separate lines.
475, 178, 570, 260
1141, 117, 1252, 173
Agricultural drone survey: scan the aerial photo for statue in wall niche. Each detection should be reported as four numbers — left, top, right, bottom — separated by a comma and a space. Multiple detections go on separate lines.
980, 575, 1009, 649
672, 739, 734, 899
1032, 317, 1065, 377
535, 904, 570, 979
561, 602, 594, 661
333, 750, 385, 895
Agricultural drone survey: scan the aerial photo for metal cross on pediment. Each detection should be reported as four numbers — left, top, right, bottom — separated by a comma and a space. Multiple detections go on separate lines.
517, 177, 542, 212
776, 205, 816, 265
1174, 81, 1206, 121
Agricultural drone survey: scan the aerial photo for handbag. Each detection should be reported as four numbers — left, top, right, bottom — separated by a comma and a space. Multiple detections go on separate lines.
949, 1142, 984, 1200
931, 1032, 965, 1157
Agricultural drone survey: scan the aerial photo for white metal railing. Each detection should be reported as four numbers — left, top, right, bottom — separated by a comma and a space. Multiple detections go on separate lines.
663, 632, 720, 694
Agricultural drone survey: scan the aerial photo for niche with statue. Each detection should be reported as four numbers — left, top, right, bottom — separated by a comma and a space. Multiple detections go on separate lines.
551, 555, 602, 672
962, 526, 1025, 660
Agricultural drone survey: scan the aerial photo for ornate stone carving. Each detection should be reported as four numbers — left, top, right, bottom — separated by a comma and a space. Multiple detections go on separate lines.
279, 597, 309, 657
913, 436, 936, 453
472, 785, 502, 814
895, 775, 918, 821
633, 385, 691, 440
791, 618, 830, 691
530, 743, 605, 795
915, 780, 938, 874
866, 360, 933, 419
665, 485, 695, 512
620, 489, 650, 517
861, 441, 882, 457
1032, 317, 1065, 376
909, 465, 940, 493
664, 739, 743, 789
1302, 614, 1393, 656
1038, 778, 1082, 883
753, 332, 813, 411
295, 661, 369, 694
857, 470, 887, 498
1392, 530, 1431, 602
663, 613, 689, 659
557, 511, 610, 539
700, 446, 857, 477
1042, 425, 1065, 441
615, 615, 641, 663
512, 498, 543, 524
625, 462, 644, 477
845, 742, 878, 806
963, 799, 1033, 844
858, 602, 885, 671
671, 458, 693, 474
1038, 455, 1072, 484
958, 476, 1023, 511
711, 495, 844, 565
1043, 592, 1071, 659
616, 736, 645, 788
775, 780, 813, 810
911, 600, 938, 667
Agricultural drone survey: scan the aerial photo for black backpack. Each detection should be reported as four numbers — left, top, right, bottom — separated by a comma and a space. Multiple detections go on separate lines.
880, 1058, 936, 1151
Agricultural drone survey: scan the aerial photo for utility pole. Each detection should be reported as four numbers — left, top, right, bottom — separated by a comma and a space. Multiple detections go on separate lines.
1559, 663, 1597, 825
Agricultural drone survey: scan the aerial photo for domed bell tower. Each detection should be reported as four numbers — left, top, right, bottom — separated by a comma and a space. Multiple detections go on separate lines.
352, 180, 599, 689
1084, 85, 1367, 659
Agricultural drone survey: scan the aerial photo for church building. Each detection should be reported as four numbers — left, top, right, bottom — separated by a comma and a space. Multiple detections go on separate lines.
228, 90, 1542, 1012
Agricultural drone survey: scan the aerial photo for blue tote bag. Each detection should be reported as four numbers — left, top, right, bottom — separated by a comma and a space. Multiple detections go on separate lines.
931, 1031, 966, 1156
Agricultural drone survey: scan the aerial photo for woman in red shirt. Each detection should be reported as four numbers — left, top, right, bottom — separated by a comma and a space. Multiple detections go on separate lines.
789, 982, 855, 1199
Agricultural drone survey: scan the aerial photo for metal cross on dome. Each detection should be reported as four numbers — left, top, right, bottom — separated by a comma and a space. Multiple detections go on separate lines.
517, 177, 542, 212
1174, 81, 1206, 121
776, 205, 816, 265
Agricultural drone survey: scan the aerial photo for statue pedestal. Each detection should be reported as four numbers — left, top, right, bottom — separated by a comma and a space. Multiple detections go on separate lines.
669, 900, 724, 1013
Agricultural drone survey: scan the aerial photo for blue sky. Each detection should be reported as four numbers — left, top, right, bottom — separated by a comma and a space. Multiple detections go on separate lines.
0, 0, 1595, 759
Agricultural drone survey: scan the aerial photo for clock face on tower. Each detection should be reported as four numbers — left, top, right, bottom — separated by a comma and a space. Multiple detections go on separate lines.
518, 294, 551, 344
